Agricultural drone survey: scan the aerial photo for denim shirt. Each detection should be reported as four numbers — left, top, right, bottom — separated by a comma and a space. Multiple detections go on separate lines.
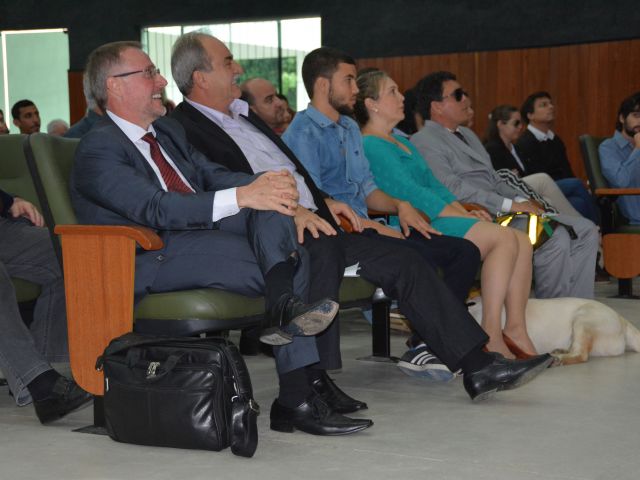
282, 104, 378, 218
599, 130, 640, 224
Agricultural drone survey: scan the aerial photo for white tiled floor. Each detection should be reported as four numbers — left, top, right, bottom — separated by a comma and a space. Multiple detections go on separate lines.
2, 281, 640, 480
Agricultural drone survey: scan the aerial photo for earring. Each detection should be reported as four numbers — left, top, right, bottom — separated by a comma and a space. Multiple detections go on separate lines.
373, 108, 379, 113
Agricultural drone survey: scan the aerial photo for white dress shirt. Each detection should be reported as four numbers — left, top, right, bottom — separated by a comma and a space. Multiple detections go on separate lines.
527, 124, 555, 141
185, 98, 318, 211
106, 110, 239, 222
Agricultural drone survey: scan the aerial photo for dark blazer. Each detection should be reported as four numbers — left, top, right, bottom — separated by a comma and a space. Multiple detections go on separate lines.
0, 189, 14, 216
485, 139, 530, 176
170, 101, 338, 230
71, 114, 255, 231
71, 114, 260, 299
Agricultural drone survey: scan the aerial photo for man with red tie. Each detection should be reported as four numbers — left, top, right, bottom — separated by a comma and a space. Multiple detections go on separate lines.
68, 41, 371, 435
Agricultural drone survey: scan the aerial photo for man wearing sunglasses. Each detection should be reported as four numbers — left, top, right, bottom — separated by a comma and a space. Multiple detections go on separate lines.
411, 71, 599, 300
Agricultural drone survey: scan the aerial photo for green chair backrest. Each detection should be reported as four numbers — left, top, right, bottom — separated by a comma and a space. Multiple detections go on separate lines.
0, 134, 41, 209
578, 134, 608, 191
25, 133, 80, 226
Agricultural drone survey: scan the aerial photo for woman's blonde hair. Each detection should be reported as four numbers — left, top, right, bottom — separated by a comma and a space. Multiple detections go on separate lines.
354, 69, 389, 126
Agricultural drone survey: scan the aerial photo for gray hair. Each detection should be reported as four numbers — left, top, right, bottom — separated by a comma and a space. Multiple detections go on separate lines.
47, 119, 69, 135
82, 70, 98, 111
85, 41, 142, 111
171, 32, 213, 96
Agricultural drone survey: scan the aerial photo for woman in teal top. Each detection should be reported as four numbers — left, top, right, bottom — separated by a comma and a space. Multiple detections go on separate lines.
355, 70, 537, 360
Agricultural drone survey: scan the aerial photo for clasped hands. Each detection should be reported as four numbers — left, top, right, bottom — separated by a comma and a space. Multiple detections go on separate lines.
236, 170, 300, 215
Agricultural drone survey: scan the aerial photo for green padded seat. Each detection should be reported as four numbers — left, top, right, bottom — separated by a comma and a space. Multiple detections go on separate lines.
11, 278, 41, 303
0, 134, 43, 303
25, 133, 381, 337
339, 277, 377, 303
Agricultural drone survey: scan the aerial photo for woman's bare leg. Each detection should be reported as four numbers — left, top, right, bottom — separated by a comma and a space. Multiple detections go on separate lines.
465, 222, 518, 358
502, 230, 537, 355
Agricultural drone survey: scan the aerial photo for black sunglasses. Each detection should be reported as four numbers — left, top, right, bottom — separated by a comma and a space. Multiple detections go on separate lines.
440, 87, 468, 102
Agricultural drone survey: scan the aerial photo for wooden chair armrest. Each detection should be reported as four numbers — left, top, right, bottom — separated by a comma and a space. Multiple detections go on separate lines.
367, 209, 388, 218
337, 214, 353, 233
54, 224, 163, 250
462, 203, 490, 214
594, 188, 640, 196
54, 224, 164, 396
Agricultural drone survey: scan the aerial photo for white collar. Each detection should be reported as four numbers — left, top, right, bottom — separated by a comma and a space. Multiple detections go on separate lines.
527, 124, 555, 141
106, 110, 156, 142
185, 98, 249, 128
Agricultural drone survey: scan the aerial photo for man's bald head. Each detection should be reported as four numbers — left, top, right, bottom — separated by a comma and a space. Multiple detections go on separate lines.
241, 78, 286, 130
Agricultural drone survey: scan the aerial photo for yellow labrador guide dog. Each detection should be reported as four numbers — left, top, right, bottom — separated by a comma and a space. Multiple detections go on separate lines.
467, 296, 640, 365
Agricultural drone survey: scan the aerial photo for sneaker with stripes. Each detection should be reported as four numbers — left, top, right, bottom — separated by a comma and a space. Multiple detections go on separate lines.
397, 344, 457, 382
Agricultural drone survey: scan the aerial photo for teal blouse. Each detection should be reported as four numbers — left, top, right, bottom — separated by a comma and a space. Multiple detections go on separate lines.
363, 134, 477, 238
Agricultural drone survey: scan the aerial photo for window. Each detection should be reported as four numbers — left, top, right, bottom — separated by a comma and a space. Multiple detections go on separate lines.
142, 17, 321, 111
0, 29, 69, 133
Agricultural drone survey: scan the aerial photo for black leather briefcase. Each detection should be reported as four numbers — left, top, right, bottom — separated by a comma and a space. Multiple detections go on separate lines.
97, 332, 259, 457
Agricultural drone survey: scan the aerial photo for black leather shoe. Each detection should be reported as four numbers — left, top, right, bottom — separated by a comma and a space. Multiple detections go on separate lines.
463, 352, 553, 402
33, 377, 93, 424
311, 372, 368, 414
270, 393, 372, 435
260, 296, 339, 346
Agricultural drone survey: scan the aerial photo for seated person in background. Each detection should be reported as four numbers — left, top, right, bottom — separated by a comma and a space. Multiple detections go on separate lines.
65, 73, 104, 139
0, 188, 92, 423
241, 78, 289, 135
411, 71, 599, 300
283, 47, 484, 379
484, 104, 583, 218
0, 108, 10, 134
517, 91, 599, 224
276, 93, 294, 133
395, 87, 423, 137
72, 41, 355, 435
46, 119, 69, 136
599, 91, 640, 225
11, 99, 41, 134
356, 69, 537, 359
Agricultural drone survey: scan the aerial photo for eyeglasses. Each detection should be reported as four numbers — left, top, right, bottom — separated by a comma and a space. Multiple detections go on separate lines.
112, 66, 161, 79
440, 87, 468, 102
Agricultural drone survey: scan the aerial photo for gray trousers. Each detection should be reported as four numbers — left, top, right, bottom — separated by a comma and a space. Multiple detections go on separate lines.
532, 213, 598, 299
0, 217, 67, 406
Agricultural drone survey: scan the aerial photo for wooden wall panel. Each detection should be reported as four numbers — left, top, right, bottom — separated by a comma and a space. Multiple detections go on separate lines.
358, 38, 640, 183
67, 70, 86, 125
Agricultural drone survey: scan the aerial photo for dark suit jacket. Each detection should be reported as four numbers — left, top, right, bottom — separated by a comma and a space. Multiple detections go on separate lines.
485, 139, 530, 176
71, 114, 258, 298
71, 114, 255, 231
170, 101, 338, 230
0, 189, 13, 216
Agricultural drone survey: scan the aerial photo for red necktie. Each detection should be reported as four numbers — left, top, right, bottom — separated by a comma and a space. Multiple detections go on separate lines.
141, 133, 192, 193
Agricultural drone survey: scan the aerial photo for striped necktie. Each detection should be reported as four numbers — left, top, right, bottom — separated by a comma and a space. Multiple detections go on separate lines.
141, 133, 192, 193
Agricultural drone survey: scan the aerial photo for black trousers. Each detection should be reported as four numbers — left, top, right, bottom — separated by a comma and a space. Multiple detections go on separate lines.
305, 229, 487, 371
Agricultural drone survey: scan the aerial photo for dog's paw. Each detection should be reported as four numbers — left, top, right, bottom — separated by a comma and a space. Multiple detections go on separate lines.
549, 355, 564, 367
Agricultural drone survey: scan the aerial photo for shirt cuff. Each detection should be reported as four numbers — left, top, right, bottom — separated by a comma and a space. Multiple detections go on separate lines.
212, 188, 240, 222
500, 197, 513, 213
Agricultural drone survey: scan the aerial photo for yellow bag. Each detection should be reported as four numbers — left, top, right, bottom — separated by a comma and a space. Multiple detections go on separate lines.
495, 212, 558, 250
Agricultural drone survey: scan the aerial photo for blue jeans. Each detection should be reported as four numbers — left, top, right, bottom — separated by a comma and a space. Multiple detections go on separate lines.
555, 178, 600, 226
